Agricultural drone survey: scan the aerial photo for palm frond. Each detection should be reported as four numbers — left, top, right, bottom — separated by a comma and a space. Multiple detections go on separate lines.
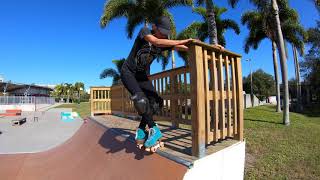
100, 69, 120, 79
100, 0, 134, 28
162, 0, 193, 9
221, 19, 240, 35
126, 13, 144, 38
228, 0, 240, 8
192, 7, 206, 21
112, 58, 126, 73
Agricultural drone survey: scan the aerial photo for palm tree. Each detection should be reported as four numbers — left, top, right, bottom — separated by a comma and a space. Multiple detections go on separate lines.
100, 58, 126, 85
242, 0, 306, 119
194, 0, 239, 45
52, 84, 64, 100
176, 5, 240, 63
100, 0, 193, 70
74, 82, 85, 103
63, 83, 73, 103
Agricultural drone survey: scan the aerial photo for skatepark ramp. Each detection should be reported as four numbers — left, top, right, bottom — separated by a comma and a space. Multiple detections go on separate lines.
0, 120, 188, 180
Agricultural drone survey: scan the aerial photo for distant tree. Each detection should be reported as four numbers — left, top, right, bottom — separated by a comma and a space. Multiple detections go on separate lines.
301, 21, 320, 102
242, 0, 306, 114
243, 69, 275, 101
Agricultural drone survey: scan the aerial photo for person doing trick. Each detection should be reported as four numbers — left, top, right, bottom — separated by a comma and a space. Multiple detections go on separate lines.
120, 16, 222, 152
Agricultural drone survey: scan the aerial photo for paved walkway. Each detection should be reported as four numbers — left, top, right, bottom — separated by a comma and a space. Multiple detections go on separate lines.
0, 120, 187, 180
0, 109, 82, 154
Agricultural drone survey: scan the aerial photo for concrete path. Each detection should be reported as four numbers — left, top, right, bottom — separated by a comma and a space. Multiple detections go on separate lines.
0, 110, 82, 154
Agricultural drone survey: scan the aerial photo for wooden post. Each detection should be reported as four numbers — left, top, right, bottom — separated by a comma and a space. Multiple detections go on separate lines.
121, 86, 124, 114
235, 57, 244, 141
231, 58, 238, 136
90, 88, 94, 117
189, 44, 206, 158
171, 74, 178, 128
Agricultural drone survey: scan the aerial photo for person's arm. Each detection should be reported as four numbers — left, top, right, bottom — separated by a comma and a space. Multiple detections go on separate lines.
144, 34, 192, 48
174, 45, 189, 52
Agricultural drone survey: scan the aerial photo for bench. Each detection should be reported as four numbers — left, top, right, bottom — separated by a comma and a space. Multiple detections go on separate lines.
12, 117, 27, 126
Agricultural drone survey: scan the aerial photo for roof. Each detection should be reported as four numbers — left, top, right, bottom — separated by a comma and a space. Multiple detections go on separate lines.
0, 82, 54, 93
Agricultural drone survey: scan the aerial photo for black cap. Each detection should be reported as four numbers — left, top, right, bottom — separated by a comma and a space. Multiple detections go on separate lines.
154, 16, 171, 38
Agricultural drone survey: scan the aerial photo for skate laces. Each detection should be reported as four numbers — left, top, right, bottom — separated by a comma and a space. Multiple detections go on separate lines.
148, 128, 155, 138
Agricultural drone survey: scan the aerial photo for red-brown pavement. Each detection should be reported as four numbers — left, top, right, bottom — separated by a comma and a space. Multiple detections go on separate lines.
0, 120, 187, 180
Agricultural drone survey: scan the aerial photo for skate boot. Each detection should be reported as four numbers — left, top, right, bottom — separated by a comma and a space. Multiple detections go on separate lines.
144, 125, 164, 152
135, 128, 148, 150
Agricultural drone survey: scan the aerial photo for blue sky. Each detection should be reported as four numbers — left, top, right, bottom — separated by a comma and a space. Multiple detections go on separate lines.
0, 0, 318, 91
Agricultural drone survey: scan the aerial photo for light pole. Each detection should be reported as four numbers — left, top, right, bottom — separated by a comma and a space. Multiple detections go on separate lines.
246, 58, 254, 107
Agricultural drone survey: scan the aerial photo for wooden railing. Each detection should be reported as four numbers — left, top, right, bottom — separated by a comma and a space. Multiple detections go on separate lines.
90, 87, 111, 116
90, 40, 244, 157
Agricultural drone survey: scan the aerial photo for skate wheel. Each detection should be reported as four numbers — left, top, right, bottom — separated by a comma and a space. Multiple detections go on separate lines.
151, 147, 157, 153
137, 144, 144, 150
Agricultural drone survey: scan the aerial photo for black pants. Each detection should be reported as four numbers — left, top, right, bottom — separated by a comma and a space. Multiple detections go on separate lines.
120, 61, 161, 129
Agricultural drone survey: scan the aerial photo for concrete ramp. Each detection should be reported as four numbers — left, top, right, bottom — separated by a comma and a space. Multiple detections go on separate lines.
0, 120, 187, 180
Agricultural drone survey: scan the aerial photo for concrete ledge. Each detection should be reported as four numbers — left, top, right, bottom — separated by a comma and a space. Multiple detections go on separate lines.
184, 141, 246, 180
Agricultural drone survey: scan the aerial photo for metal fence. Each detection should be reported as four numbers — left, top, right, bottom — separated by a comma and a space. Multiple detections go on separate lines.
0, 96, 55, 105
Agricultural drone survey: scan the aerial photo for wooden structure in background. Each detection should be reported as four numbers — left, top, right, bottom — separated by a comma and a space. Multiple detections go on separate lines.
90, 40, 244, 157
90, 87, 111, 116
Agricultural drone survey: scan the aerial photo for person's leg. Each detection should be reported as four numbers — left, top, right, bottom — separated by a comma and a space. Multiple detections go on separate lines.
138, 80, 161, 128
120, 63, 149, 131
120, 62, 143, 95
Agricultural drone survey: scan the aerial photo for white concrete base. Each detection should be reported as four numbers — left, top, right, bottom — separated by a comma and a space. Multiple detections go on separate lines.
0, 104, 53, 112
184, 141, 246, 180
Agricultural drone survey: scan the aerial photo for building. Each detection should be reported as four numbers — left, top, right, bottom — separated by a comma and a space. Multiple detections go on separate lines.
0, 82, 53, 97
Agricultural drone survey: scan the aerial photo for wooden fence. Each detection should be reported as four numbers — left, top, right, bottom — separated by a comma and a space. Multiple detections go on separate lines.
90, 40, 244, 157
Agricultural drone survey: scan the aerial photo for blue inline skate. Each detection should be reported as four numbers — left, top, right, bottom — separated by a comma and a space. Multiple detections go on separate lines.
144, 125, 164, 152
135, 128, 148, 149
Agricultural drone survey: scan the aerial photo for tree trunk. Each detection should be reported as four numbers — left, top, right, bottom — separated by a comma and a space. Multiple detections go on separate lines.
272, 0, 290, 125
172, 49, 176, 69
272, 41, 281, 112
292, 45, 302, 111
206, 0, 218, 44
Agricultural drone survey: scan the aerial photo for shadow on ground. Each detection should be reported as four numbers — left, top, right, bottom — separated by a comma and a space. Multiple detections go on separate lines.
98, 124, 193, 158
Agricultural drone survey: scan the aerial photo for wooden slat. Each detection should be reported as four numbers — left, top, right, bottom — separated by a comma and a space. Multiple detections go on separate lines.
210, 52, 219, 142
203, 50, 211, 145
183, 72, 188, 119
184, 72, 187, 95
90, 88, 94, 116
157, 78, 160, 94
170, 74, 178, 127
225, 56, 232, 137
121, 86, 124, 113
178, 73, 182, 94
189, 44, 206, 158
231, 57, 238, 136
161, 78, 164, 96
218, 54, 226, 140
235, 57, 244, 141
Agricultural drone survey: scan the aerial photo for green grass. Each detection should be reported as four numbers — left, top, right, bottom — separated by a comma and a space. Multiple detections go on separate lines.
244, 105, 320, 180
54, 103, 320, 179
54, 102, 91, 118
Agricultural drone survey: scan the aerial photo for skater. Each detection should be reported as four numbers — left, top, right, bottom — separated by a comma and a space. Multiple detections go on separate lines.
120, 16, 223, 151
